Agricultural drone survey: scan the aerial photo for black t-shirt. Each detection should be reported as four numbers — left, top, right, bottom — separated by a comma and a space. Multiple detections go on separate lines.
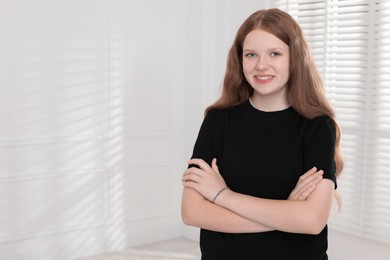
190, 101, 337, 260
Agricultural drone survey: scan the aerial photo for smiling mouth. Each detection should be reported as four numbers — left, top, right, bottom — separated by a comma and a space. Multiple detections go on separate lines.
255, 75, 274, 80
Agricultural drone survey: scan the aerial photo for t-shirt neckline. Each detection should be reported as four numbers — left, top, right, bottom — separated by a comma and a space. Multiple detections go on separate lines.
244, 100, 295, 121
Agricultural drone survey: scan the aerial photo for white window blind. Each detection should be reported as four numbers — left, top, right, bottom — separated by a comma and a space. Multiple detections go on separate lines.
272, 0, 390, 243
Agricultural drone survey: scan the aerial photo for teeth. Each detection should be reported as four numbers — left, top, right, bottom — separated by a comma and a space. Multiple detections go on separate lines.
256, 75, 273, 80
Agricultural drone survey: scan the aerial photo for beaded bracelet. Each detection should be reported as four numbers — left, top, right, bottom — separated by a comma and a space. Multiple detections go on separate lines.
211, 187, 230, 204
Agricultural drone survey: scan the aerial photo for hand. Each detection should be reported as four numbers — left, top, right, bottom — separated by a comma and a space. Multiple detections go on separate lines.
288, 167, 324, 201
182, 158, 227, 202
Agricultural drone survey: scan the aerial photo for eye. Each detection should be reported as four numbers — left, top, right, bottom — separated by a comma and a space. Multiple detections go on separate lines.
244, 53, 257, 58
271, 52, 281, 57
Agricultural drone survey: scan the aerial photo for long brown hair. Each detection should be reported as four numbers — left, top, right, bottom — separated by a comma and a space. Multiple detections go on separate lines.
206, 8, 344, 178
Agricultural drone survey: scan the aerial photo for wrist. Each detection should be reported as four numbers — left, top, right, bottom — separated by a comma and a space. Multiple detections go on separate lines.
211, 187, 230, 204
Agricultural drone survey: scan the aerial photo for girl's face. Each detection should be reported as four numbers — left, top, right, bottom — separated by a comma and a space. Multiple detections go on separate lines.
242, 29, 290, 110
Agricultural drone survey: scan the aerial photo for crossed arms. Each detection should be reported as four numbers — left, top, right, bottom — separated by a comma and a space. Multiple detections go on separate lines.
181, 158, 334, 235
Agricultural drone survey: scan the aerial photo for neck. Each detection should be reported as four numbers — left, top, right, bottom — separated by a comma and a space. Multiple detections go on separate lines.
249, 95, 290, 112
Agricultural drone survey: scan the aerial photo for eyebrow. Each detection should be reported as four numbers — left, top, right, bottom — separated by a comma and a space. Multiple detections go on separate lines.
243, 47, 287, 52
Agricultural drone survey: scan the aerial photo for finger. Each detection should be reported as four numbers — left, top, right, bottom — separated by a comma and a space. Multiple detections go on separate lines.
298, 184, 317, 200
299, 167, 317, 181
184, 167, 204, 175
182, 173, 202, 183
297, 173, 323, 197
303, 170, 323, 187
298, 169, 322, 186
188, 158, 211, 171
211, 158, 219, 173
182, 179, 198, 189
184, 167, 205, 177
298, 173, 323, 193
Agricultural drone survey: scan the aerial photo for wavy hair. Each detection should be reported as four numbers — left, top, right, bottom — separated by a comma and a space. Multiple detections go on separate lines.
206, 8, 343, 178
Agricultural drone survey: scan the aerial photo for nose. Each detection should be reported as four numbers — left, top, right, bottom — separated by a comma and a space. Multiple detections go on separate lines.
255, 56, 269, 71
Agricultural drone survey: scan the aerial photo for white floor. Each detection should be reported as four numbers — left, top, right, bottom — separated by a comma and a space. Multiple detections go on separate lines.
78, 238, 201, 260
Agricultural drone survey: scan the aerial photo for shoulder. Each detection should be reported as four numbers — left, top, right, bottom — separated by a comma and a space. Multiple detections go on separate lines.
302, 115, 336, 144
307, 116, 335, 135
205, 103, 245, 124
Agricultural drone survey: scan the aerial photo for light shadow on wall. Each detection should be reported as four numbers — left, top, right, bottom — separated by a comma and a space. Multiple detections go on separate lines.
0, 1, 128, 259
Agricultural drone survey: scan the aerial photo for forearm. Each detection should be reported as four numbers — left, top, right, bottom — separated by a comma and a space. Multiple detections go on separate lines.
181, 187, 273, 233
215, 180, 334, 235
217, 191, 316, 234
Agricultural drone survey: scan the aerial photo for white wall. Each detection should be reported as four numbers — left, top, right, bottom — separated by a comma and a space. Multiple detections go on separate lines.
0, 0, 185, 259
328, 229, 390, 260
1, 1, 125, 259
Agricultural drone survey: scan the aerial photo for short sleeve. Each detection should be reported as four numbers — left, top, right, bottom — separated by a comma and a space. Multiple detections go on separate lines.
190, 110, 219, 167
303, 117, 337, 189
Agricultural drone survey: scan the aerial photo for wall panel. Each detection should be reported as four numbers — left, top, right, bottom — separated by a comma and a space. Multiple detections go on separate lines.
126, 163, 173, 220
122, 0, 184, 247
0, 141, 106, 179
0, 170, 110, 241
126, 0, 173, 136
